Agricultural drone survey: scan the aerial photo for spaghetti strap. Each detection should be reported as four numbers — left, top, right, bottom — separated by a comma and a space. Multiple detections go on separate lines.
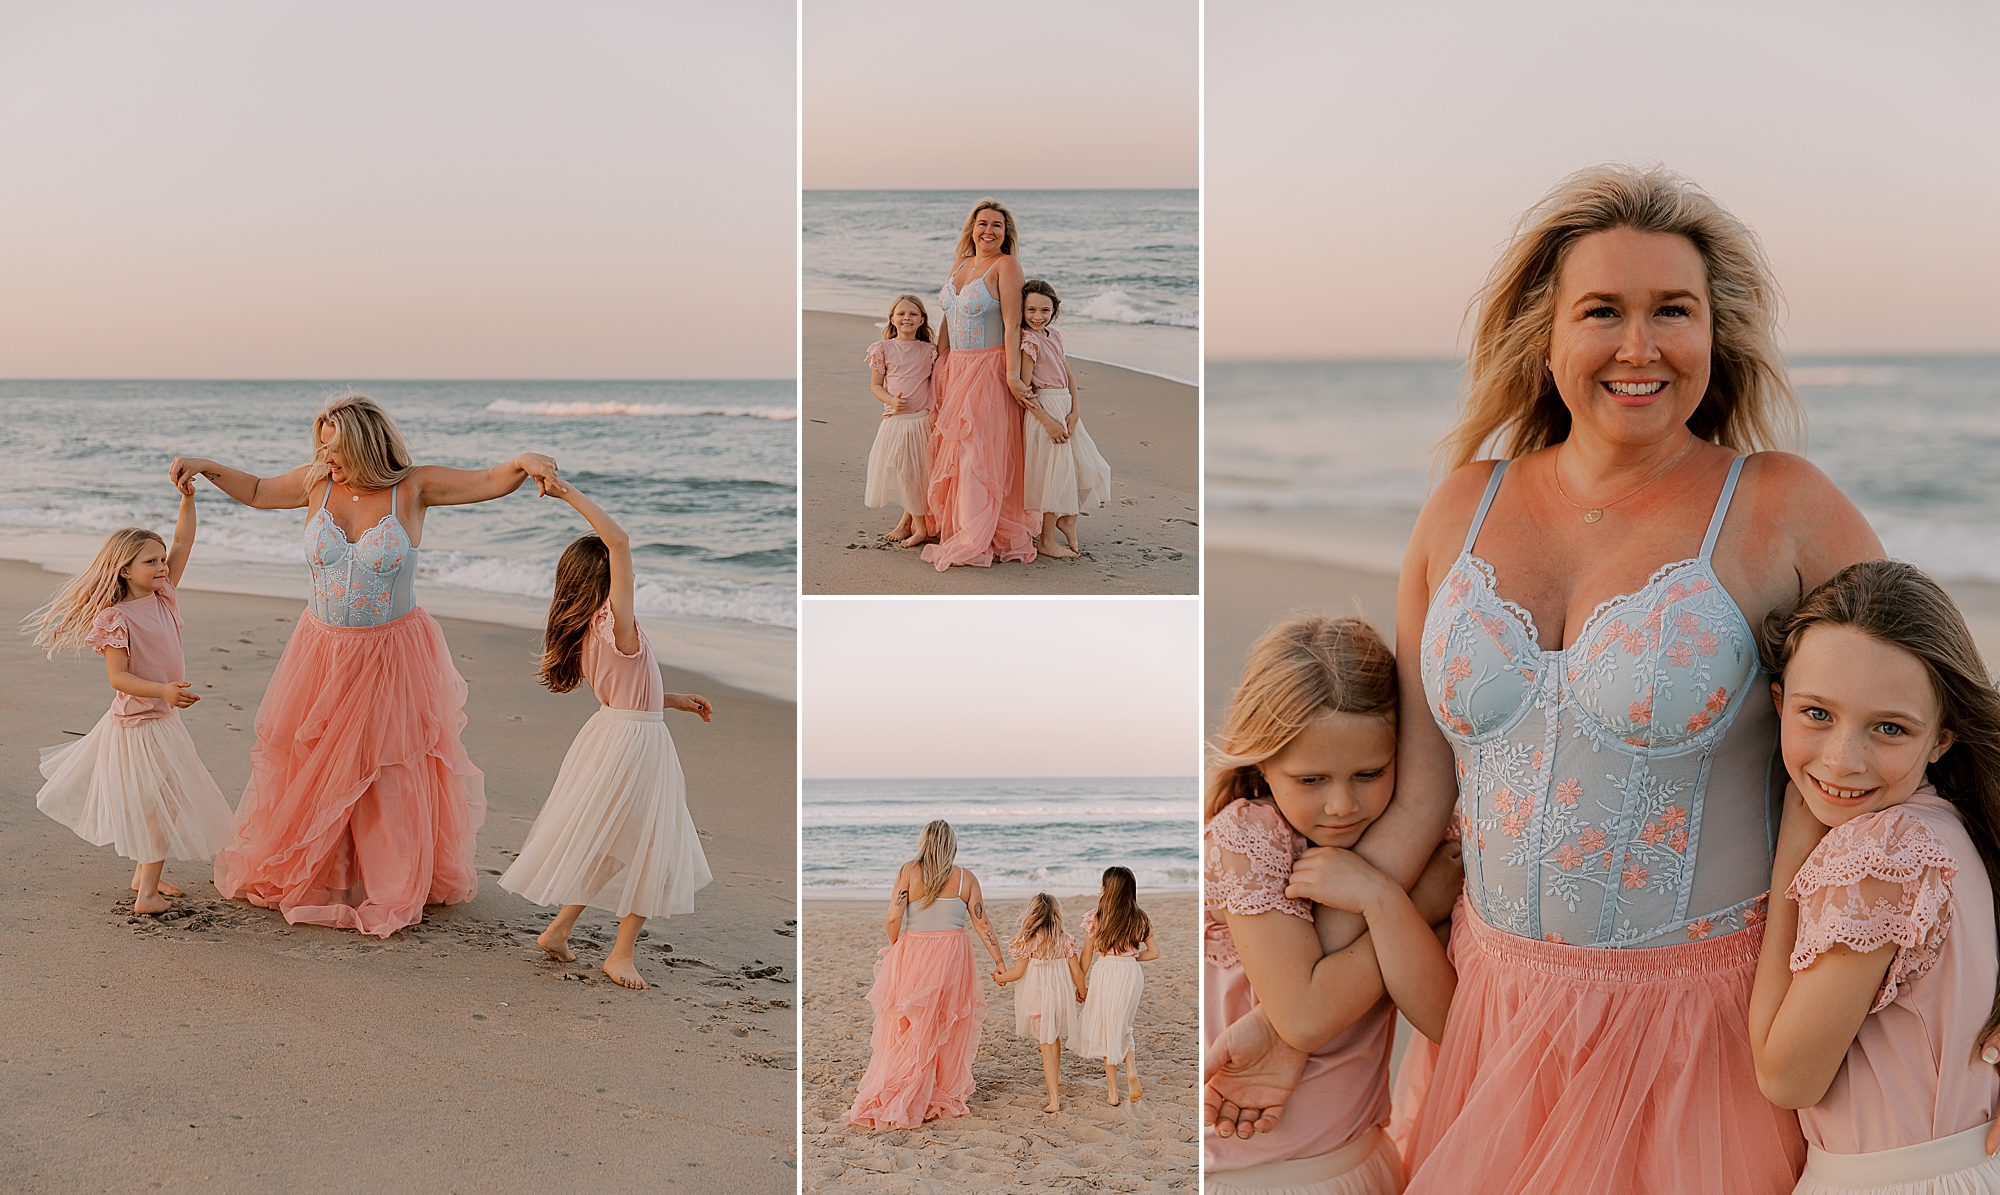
311, 480, 332, 517
1462, 460, 1510, 555
1698, 455, 1747, 560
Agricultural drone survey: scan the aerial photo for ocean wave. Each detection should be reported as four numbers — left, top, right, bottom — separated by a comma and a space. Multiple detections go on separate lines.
484, 399, 797, 421
803, 864, 1198, 894
1071, 288, 1200, 328
1791, 366, 1899, 387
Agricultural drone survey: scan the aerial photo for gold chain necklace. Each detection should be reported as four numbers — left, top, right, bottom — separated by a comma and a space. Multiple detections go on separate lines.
1553, 435, 1697, 523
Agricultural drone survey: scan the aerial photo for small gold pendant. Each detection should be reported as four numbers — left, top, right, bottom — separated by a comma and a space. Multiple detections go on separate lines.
1584, 508, 1603, 523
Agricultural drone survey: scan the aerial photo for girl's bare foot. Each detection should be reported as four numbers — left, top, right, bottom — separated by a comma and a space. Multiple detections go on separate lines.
1128, 1078, 1144, 1101
1036, 533, 1077, 558
1057, 515, 1081, 553
885, 514, 912, 541
135, 879, 185, 898
602, 956, 647, 990
537, 926, 575, 962
1043, 1097, 1060, 1113
134, 892, 171, 915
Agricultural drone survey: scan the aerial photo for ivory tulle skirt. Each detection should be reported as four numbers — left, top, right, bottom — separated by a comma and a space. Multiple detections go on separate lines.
921, 346, 1037, 570
1796, 1124, 2000, 1194
844, 928, 987, 1130
864, 409, 931, 515
37, 709, 235, 864
1014, 957, 1078, 1044
212, 607, 486, 938
499, 706, 711, 920
1076, 954, 1143, 1061
1208, 1126, 1407, 1195
1403, 896, 1805, 1195
1021, 388, 1111, 515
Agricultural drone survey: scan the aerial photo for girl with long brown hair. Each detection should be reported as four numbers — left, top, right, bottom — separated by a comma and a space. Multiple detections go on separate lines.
1076, 865, 1161, 1106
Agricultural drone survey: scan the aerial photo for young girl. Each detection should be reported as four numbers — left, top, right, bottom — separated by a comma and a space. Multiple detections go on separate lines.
29, 483, 235, 915
1075, 866, 1161, 1106
499, 479, 715, 991
1750, 560, 2000, 1195
864, 294, 938, 547
1017, 280, 1111, 558
993, 892, 1089, 1113
1204, 614, 1462, 1195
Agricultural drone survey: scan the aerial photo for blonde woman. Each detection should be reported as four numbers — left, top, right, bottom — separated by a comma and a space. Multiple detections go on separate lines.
844, 819, 1008, 1130
169, 394, 561, 938
1209, 165, 1894, 1192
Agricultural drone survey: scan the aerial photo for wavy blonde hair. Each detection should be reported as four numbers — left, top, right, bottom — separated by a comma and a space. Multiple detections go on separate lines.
305, 394, 416, 495
24, 528, 167, 656
1439, 163, 1803, 473
1206, 614, 1398, 822
1010, 892, 1065, 957
913, 819, 958, 907
952, 197, 1018, 260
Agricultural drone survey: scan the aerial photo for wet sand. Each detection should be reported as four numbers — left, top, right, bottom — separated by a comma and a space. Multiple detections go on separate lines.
1, 558, 797, 1193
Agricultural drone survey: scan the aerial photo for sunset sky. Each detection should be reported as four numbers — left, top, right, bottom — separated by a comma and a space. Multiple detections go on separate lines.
1207, 2, 2000, 360
0, 2, 795, 379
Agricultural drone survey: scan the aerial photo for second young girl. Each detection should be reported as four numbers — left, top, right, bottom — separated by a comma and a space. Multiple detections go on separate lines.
864, 294, 938, 548
992, 892, 1088, 1113
1750, 561, 2000, 1195
1017, 280, 1111, 559
1075, 866, 1160, 1106
1204, 614, 1462, 1195
29, 482, 236, 915
499, 480, 715, 991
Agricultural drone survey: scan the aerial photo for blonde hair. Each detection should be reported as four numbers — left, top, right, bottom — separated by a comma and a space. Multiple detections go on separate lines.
1206, 615, 1398, 822
24, 527, 167, 656
884, 294, 933, 344
1010, 893, 1064, 957
913, 819, 958, 907
304, 394, 416, 495
1440, 163, 1803, 473
952, 198, 1018, 260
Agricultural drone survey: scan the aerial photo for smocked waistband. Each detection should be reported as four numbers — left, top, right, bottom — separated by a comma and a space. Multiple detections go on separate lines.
1459, 894, 1764, 982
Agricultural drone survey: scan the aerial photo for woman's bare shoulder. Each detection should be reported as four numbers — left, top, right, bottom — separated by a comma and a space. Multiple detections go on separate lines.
1410, 458, 1506, 553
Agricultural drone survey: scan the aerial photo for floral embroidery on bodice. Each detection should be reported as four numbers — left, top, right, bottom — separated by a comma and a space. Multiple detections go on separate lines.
1421, 455, 1780, 947
306, 480, 417, 627
939, 262, 1007, 350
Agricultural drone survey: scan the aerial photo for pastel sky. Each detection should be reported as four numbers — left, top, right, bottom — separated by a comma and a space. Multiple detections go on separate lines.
802, 599, 1199, 779
803, 0, 1197, 189
1208, 2, 2000, 360
0, 2, 796, 379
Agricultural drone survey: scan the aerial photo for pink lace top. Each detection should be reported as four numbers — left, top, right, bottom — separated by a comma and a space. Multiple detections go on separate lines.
1202, 797, 1394, 1170
582, 604, 664, 713
866, 338, 936, 415
1011, 929, 1077, 961
86, 579, 186, 726
1788, 787, 1999, 1153
1021, 327, 1070, 391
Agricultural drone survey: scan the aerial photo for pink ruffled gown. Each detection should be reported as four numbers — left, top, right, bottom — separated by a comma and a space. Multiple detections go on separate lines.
212, 479, 485, 937
920, 260, 1037, 570
844, 866, 988, 1130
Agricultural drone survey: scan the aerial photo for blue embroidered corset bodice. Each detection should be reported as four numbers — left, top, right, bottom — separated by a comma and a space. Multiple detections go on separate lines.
940, 263, 1007, 350
305, 479, 417, 627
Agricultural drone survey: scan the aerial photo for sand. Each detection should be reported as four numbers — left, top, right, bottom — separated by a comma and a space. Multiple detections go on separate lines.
1, 558, 797, 1193
801, 894, 1198, 1193
802, 311, 1198, 595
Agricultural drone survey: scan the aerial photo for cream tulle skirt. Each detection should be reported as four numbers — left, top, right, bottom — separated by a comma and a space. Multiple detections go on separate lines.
499, 706, 712, 920
844, 928, 988, 1130
1208, 1126, 1407, 1195
1022, 388, 1111, 515
1015, 957, 1078, 1044
1796, 1123, 2000, 1194
37, 708, 235, 864
1076, 954, 1143, 1061
864, 409, 931, 515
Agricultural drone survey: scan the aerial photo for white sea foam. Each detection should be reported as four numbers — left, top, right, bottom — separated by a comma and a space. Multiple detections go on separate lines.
1072, 288, 1200, 328
484, 399, 797, 421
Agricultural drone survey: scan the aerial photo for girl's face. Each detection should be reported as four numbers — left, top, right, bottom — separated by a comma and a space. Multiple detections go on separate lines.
123, 539, 170, 596
1547, 228, 1713, 451
889, 301, 925, 339
1262, 710, 1398, 848
1023, 294, 1055, 332
316, 423, 349, 486
1774, 624, 1955, 828
971, 209, 1007, 255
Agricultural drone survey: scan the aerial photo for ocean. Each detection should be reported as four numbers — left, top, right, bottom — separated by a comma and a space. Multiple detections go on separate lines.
803, 189, 1198, 384
801, 776, 1199, 898
0, 379, 798, 695
1207, 355, 2000, 584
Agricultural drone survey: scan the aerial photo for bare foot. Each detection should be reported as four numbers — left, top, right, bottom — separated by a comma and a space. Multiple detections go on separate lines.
1128, 1079, 1144, 1101
134, 893, 171, 915
136, 879, 185, 898
1043, 1097, 1060, 1113
537, 926, 575, 962
1058, 516, 1081, 554
1105, 1093, 1121, 1106
885, 515, 912, 541
1036, 534, 1077, 558
602, 956, 647, 990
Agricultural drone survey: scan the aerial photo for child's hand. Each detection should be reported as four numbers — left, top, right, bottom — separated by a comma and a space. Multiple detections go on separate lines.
166, 681, 199, 708
517, 453, 563, 497
1065, 412, 1080, 438
888, 391, 906, 415
667, 693, 713, 722
1284, 846, 1393, 914
1773, 782, 1832, 884
991, 969, 1006, 985
176, 473, 196, 497
1075, 985, 1086, 1003
1411, 839, 1465, 926
1038, 413, 1069, 444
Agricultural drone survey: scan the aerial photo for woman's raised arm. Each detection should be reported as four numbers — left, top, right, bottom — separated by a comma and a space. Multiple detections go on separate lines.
171, 458, 310, 510
414, 453, 561, 508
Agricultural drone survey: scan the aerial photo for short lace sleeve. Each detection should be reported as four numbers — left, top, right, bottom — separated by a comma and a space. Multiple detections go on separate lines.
1052, 930, 1077, 960
1020, 333, 1043, 363
1204, 799, 1313, 922
590, 604, 644, 659
84, 607, 129, 654
865, 340, 887, 372
1788, 805, 1957, 1012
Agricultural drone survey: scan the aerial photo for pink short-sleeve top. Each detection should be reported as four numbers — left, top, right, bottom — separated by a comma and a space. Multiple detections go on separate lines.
85, 579, 187, 727
583, 604, 664, 713
1202, 797, 1394, 1170
866, 338, 936, 415
1021, 327, 1069, 391
1012, 928, 1077, 961
1788, 786, 1999, 1154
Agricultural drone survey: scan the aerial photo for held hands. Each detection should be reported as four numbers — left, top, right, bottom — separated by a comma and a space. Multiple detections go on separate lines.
992, 968, 1007, 986
164, 681, 200, 708
168, 457, 214, 491
667, 693, 713, 722
1007, 375, 1034, 407
1074, 984, 1086, 1003
1203, 1005, 1308, 1139
1284, 845, 1394, 914
517, 453, 562, 497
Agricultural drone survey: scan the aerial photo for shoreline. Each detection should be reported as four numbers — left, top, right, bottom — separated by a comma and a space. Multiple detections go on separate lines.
803, 307, 1196, 386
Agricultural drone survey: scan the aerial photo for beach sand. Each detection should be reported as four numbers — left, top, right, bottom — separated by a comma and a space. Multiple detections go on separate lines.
802, 311, 1198, 595
801, 894, 1198, 1192
2, 558, 797, 1193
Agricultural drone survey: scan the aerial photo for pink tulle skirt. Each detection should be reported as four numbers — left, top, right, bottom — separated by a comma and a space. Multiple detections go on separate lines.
212, 607, 486, 937
1405, 897, 1805, 1194
844, 929, 988, 1131
920, 346, 1037, 571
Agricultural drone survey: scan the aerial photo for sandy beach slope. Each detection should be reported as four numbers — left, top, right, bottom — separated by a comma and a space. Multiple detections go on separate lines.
801, 894, 1197, 1192
803, 311, 1197, 595
1, 558, 797, 1193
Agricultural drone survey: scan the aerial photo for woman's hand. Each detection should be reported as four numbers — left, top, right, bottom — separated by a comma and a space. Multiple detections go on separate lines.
1007, 374, 1034, 407
1411, 839, 1466, 926
1203, 1005, 1308, 1138
1285, 846, 1395, 914
667, 693, 713, 722
517, 453, 562, 497
169, 457, 216, 491
991, 968, 1007, 986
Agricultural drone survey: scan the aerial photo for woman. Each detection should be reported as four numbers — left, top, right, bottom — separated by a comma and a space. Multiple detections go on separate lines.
1210, 165, 1888, 1192
844, 819, 1009, 1130
921, 198, 1039, 570
170, 394, 561, 937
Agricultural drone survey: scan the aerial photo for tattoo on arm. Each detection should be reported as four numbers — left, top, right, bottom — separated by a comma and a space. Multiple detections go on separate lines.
972, 901, 984, 920
893, 888, 908, 906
